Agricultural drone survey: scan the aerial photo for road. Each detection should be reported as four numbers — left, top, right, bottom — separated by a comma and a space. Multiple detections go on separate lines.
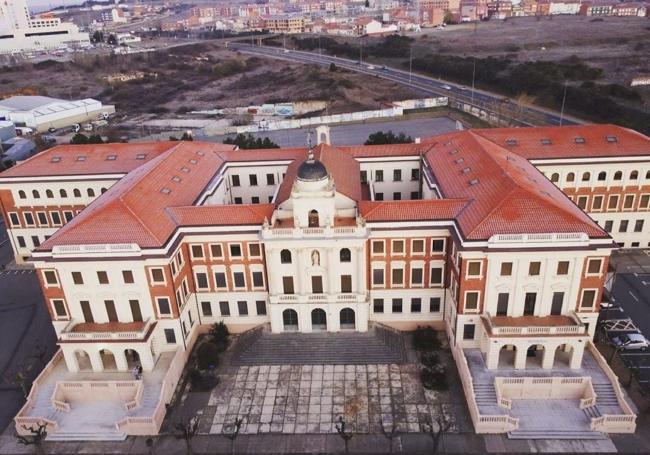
197, 116, 457, 147
228, 43, 583, 128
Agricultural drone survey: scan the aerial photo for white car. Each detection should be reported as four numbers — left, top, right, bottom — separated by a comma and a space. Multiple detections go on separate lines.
441, 84, 452, 90
612, 333, 649, 351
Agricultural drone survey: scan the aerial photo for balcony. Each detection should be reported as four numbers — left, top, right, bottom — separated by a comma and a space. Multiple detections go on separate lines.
482, 312, 587, 337
261, 217, 367, 240
59, 318, 156, 342
269, 293, 367, 305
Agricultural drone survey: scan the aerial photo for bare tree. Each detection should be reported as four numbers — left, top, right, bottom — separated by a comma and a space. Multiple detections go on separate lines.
16, 423, 48, 455
422, 414, 451, 454
6, 363, 34, 398
335, 416, 354, 454
175, 416, 200, 455
223, 416, 243, 455
379, 420, 398, 455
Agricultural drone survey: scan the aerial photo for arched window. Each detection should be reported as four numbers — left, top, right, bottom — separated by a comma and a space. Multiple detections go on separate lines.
46, 189, 54, 198
73, 188, 81, 198
87, 188, 95, 197
18, 190, 26, 199
581, 172, 590, 182
280, 249, 292, 264
550, 173, 559, 183
646, 170, 650, 180
32, 190, 40, 199
597, 171, 606, 181
340, 248, 351, 262
566, 172, 575, 183
101, 187, 107, 194
614, 171, 622, 181
308, 209, 319, 228
60, 189, 67, 198
630, 170, 639, 180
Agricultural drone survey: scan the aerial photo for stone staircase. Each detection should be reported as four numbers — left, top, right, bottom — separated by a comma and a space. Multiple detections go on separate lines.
231, 326, 405, 365
592, 383, 620, 407
508, 429, 608, 440
583, 405, 602, 419
47, 431, 127, 442
473, 383, 498, 408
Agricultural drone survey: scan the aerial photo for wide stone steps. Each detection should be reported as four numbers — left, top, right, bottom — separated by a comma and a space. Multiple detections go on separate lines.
232, 329, 405, 365
473, 384, 497, 405
508, 430, 607, 440
593, 384, 621, 406
47, 432, 127, 442
583, 406, 602, 419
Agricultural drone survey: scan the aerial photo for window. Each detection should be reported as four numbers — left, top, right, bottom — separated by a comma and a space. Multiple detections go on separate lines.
97, 271, 109, 284
280, 249, 292, 264
32, 236, 40, 247
45, 189, 53, 198
467, 261, 482, 277
529, 262, 541, 276
17, 236, 25, 248
411, 267, 423, 286
36, 212, 47, 226
373, 298, 384, 313
339, 248, 351, 262
372, 268, 384, 286
248, 271, 263, 288
23, 212, 34, 226
9, 213, 20, 227
52, 299, 67, 318
214, 272, 227, 289
431, 239, 445, 253
551, 292, 564, 315
496, 293, 509, 316
634, 220, 644, 232
393, 169, 402, 182
411, 168, 420, 181
597, 171, 606, 181
105, 300, 118, 322
63, 211, 73, 223
430, 297, 441, 312
87, 188, 95, 197
238, 301, 248, 316
640, 195, 650, 209
630, 170, 639, 180
604, 220, 613, 233
391, 268, 404, 286
256, 300, 267, 315
60, 189, 67, 198
233, 271, 246, 289
73, 188, 81, 197
620, 220, 629, 233
151, 268, 165, 284
32, 190, 40, 199
500, 262, 513, 276
72, 272, 83, 285
219, 301, 230, 316
392, 298, 403, 313
375, 170, 383, 182
130, 300, 143, 322
210, 244, 223, 259
234, 197, 242, 204
157, 297, 171, 316
577, 196, 588, 210
248, 243, 261, 258
393, 192, 401, 200
195, 272, 209, 290
229, 244, 242, 258
164, 328, 176, 344
249, 175, 258, 186
592, 195, 603, 210
412, 239, 425, 254
411, 298, 421, 313
587, 258, 602, 275
581, 289, 597, 308
341, 275, 352, 293
372, 240, 385, 255
312, 276, 323, 294
375, 192, 383, 201
232, 175, 240, 187
523, 292, 536, 316
607, 195, 619, 210
614, 171, 622, 181
566, 172, 575, 182
392, 240, 405, 255
190, 244, 204, 259
122, 270, 134, 284
430, 267, 442, 286
551, 173, 559, 183
463, 324, 475, 340
266, 174, 275, 185
282, 276, 294, 294
201, 301, 212, 316
50, 211, 61, 226
624, 195, 635, 210
465, 292, 479, 311
581, 172, 590, 182
252, 197, 260, 204
360, 170, 368, 183
18, 190, 25, 199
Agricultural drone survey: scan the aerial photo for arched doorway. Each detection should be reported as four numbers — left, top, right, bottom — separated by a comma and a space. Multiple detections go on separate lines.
526, 344, 544, 369
340, 308, 355, 330
554, 344, 573, 368
283, 309, 299, 331
74, 350, 92, 371
498, 344, 517, 369
311, 309, 327, 332
308, 210, 319, 227
99, 349, 117, 371
125, 349, 141, 369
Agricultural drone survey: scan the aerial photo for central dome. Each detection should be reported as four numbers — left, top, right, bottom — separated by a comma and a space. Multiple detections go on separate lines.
297, 156, 328, 181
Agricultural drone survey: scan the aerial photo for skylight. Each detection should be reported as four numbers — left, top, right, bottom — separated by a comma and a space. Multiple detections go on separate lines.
606, 136, 617, 143
574, 137, 585, 144
189, 159, 198, 165
455, 158, 464, 164
449, 149, 459, 155
136, 153, 147, 160
172, 176, 181, 183
461, 167, 471, 174
468, 178, 479, 186
506, 139, 517, 146
160, 188, 172, 194
50, 156, 61, 163
76, 156, 86, 162
106, 155, 117, 161
196, 151, 205, 156
541, 138, 552, 145
180, 167, 190, 173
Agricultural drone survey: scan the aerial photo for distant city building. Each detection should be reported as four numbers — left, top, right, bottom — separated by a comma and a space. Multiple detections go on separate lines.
0, 0, 89, 54
265, 14, 306, 33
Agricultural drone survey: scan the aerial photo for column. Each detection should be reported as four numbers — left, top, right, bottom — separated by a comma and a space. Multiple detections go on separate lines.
267, 248, 279, 295
115, 351, 129, 372
355, 246, 366, 294
63, 348, 80, 373
486, 342, 500, 370
357, 303, 368, 332
327, 248, 337, 296
139, 346, 155, 372
514, 345, 527, 370
295, 249, 304, 296
541, 344, 556, 370
570, 342, 586, 369
89, 349, 104, 372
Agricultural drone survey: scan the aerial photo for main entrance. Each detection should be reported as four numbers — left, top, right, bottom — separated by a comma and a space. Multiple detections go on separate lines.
311, 308, 327, 331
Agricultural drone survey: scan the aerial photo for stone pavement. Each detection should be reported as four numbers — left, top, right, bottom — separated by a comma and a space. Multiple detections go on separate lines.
202, 363, 458, 435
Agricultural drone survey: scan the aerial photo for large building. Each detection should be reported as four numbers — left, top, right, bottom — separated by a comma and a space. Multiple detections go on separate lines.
0, 0, 89, 54
2, 124, 646, 439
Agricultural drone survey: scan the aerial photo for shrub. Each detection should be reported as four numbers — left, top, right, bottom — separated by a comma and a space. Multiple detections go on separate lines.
364, 130, 413, 145
188, 367, 220, 391
421, 366, 448, 391
209, 321, 231, 352
197, 342, 220, 370
412, 326, 441, 351
421, 352, 440, 369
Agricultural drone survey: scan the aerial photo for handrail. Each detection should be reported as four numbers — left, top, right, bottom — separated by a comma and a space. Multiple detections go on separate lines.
60, 318, 155, 341
587, 342, 636, 416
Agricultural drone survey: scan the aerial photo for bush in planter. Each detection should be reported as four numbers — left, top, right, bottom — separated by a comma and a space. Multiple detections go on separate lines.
197, 342, 220, 370
209, 321, 230, 352
420, 352, 440, 369
413, 326, 441, 352
188, 367, 220, 392
420, 366, 448, 391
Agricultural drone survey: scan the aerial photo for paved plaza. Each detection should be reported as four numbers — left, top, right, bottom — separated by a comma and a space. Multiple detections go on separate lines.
201, 363, 458, 436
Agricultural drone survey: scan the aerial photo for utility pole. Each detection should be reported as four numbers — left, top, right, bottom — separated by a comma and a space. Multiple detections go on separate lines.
470, 20, 477, 105
559, 79, 568, 126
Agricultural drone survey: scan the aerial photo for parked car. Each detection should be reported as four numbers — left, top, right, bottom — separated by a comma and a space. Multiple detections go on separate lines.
612, 333, 649, 351
441, 84, 452, 90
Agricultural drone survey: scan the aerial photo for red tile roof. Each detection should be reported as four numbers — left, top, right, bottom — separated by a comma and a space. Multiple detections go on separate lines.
167, 204, 275, 226
359, 199, 469, 222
